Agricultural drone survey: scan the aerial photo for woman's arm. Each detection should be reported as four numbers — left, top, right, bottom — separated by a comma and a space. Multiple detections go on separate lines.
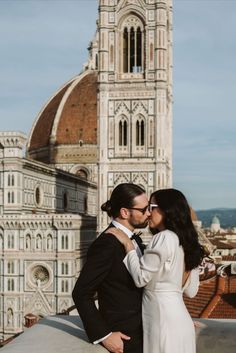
107, 228, 170, 288
183, 267, 200, 298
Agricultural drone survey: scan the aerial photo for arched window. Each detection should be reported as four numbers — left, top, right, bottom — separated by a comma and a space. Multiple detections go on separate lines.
136, 119, 145, 146
84, 195, 88, 213
61, 280, 68, 293
63, 192, 68, 211
61, 262, 69, 275
8, 234, 14, 249
8, 261, 14, 274
76, 169, 88, 180
119, 119, 128, 146
122, 16, 144, 73
62, 235, 68, 250
65, 235, 69, 250
7, 279, 14, 291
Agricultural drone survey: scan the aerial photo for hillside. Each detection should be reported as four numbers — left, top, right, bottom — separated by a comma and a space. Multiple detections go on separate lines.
196, 208, 236, 228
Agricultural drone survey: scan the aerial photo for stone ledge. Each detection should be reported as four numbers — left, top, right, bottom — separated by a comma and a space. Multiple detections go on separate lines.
1, 315, 107, 353
1, 316, 236, 353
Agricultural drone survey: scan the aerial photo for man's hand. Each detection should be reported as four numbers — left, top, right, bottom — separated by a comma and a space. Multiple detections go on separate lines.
102, 332, 130, 353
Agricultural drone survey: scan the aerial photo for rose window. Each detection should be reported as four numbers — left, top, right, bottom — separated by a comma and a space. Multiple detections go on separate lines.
31, 266, 49, 286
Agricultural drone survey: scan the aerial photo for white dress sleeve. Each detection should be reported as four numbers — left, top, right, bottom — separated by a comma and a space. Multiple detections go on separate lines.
183, 267, 200, 298
123, 231, 172, 288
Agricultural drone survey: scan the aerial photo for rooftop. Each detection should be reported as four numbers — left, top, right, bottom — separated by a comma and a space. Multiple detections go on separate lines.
184, 270, 236, 319
1, 315, 236, 353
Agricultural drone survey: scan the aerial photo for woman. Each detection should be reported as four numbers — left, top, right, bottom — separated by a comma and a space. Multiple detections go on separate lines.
107, 188, 204, 353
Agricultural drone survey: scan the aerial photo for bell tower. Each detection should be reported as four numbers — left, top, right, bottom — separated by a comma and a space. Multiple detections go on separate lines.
97, 0, 173, 230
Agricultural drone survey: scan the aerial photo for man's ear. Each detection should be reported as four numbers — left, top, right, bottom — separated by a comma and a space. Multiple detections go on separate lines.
120, 207, 130, 219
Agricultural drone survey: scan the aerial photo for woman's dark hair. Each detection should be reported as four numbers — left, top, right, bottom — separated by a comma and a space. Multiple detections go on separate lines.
101, 183, 145, 218
150, 188, 205, 271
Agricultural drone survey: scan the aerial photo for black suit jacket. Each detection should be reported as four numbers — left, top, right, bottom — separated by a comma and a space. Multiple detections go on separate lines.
72, 225, 143, 343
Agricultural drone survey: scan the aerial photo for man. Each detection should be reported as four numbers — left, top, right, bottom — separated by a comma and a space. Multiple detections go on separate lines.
72, 183, 150, 353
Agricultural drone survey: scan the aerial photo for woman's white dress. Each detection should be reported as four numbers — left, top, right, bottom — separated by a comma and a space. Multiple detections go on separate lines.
124, 229, 199, 353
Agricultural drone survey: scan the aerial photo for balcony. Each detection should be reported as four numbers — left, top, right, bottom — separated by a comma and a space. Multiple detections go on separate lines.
0, 315, 236, 353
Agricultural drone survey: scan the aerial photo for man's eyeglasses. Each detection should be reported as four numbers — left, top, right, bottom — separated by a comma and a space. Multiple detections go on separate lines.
128, 204, 159, 214
128, 205, 149, 214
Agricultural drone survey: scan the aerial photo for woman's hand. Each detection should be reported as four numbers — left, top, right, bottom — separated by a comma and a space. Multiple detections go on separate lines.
106, 228, 135, 253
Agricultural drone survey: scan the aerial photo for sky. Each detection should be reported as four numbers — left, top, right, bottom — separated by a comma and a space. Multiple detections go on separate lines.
0, 0, 235, 210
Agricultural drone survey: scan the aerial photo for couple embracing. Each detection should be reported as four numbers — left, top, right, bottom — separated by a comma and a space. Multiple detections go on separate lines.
72, 183, 204, 353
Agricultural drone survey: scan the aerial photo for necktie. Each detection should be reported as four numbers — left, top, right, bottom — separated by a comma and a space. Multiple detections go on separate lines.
131, 232, 146, 255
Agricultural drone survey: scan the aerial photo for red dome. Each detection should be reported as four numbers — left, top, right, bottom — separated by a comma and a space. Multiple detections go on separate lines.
27, 70, 98, 164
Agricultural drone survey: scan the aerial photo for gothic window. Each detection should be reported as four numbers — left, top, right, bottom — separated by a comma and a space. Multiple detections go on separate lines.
7, 279, 14, 291
61, 235, 69, 250
136, 118, 145, 146
61, 280, 69, 293
84, 195, 88, 213
7, 174, 14, 186
61, 262, 69, 275
65, 235, 69, 249
7, 261, 14, 274
119, 119, 128, 146
7, 234, 14, 249
63, 192, 68, 211
121, 16, 144, 73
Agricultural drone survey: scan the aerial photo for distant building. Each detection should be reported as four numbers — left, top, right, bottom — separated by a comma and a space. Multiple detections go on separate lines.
0, 0, 173, 342
211, 215, 221, 233
0, 132, 97, 341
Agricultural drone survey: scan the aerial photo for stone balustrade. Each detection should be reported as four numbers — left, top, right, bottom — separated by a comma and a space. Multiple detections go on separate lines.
1, 315, 236, 353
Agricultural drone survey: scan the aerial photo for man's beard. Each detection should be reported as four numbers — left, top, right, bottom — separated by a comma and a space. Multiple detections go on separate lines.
131, 218, 149, 229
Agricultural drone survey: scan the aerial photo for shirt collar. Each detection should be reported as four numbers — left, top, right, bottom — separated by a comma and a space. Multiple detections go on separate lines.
111, 220, 133, 239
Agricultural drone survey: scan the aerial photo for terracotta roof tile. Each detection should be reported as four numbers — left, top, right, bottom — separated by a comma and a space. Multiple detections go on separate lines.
28, 71, 98, 162
184, 274, 236, 319
29, 83, 71, 151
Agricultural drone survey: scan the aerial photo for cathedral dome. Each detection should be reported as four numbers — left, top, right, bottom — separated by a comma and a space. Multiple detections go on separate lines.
27, 70, 98, 165
212, 215, 220, 225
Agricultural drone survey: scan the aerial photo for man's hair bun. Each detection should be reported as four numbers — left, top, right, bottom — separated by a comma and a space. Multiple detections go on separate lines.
101, 200, 112, 217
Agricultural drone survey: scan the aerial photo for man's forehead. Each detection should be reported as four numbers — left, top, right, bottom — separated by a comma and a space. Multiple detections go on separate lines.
133, 193, 148, 205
